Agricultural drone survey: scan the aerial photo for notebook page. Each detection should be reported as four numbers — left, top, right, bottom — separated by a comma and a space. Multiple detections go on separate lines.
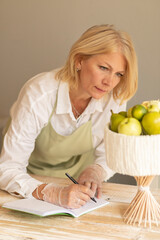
70, 197, 109, 217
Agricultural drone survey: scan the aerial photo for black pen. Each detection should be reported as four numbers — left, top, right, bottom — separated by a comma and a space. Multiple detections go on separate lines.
65, 172, 97, 203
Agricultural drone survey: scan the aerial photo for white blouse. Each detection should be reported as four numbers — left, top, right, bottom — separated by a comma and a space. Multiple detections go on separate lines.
0, 69, 126, 198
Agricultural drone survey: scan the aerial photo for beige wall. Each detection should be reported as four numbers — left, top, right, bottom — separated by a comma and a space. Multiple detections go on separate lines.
1, 0, 160, 117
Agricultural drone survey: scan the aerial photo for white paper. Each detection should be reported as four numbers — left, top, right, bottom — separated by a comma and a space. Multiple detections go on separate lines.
3, 197, 109, 217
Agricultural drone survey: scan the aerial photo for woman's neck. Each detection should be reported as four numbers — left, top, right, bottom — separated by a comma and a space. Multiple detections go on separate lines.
69, 89, 91, 118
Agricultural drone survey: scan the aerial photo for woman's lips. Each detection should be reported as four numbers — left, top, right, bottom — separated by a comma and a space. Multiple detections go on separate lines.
95, 86, 107, 93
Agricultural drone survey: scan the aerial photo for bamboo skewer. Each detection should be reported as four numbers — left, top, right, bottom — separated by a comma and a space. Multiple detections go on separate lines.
123, 175, 160, 227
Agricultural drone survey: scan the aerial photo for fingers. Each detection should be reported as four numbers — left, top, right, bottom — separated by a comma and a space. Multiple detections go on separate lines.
83, 181, 97, 195
41, 183, 98, 209
82, 181, 102, 198
95, 186, 102, 199
72, 184, 94, 201
78, 174, 102, 199
78, 184, 95, 200
38, 182, 98, 209
61, 184, 94, 208
73, 186, 94, 208
74, 198, 86, 208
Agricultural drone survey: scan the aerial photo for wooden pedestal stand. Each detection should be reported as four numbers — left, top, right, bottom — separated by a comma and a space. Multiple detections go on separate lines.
123, 176, 160, 228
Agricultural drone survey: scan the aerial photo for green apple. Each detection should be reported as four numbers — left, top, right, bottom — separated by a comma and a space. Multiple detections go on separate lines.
147, 104, 159, 113
142, 100, 160, 113
118, 117, 142, 136
132, 104, 148, 121
110, 110, 125, 132
141, 112, 160, 135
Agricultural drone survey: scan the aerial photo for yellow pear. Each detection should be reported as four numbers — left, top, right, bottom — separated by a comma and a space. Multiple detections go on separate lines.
110, 110, 125, 132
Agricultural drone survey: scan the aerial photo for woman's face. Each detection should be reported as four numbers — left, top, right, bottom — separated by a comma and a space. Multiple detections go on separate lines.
77, 52, 126, 100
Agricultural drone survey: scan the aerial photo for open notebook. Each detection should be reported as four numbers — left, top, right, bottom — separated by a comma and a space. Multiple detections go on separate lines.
3, 197, 109, 217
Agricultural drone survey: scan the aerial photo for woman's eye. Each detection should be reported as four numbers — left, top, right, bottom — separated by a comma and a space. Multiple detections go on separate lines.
116, 72, 124, 78
99, 66, 108, 71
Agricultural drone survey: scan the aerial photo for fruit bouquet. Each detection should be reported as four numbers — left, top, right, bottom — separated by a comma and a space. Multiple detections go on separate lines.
105, 100, 160, 227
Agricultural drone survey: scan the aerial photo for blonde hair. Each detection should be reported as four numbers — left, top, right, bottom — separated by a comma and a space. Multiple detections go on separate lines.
55, 24, 138, 104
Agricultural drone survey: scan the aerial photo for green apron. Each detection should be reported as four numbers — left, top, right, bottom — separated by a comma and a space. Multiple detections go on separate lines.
27, 95, 94, 179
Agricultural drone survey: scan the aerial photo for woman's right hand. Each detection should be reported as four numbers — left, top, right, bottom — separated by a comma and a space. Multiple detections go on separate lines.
32, 183, 94, 209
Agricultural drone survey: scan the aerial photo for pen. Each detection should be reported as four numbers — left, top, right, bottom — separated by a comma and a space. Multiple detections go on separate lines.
65, 172, 97, 203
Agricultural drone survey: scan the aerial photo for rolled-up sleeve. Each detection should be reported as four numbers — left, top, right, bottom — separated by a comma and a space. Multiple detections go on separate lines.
0, 106, 43, 198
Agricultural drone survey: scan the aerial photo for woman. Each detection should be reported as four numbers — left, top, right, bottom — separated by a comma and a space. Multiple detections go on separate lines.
0, 24, 138, 209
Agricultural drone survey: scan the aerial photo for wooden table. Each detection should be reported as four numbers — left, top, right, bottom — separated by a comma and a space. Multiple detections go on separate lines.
0, 175, 160, 240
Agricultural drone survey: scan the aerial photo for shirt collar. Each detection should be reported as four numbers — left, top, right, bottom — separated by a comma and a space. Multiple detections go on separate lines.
56, 80, 109, 115
56, 81, 71, 114
86, 97, 103, 114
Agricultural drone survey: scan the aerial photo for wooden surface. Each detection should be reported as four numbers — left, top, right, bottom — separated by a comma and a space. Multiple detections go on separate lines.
0, 175, 160, 240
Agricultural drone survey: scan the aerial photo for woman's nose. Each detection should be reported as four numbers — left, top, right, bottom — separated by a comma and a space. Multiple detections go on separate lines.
103, 73, 114, 85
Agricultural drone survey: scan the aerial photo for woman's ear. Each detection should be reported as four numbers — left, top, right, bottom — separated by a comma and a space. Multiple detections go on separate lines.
75, 56, 82, 71
76, 64, 81, 71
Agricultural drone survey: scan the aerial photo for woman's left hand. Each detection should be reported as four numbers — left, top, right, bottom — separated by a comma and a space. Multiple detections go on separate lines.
77, 164, 106, 198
